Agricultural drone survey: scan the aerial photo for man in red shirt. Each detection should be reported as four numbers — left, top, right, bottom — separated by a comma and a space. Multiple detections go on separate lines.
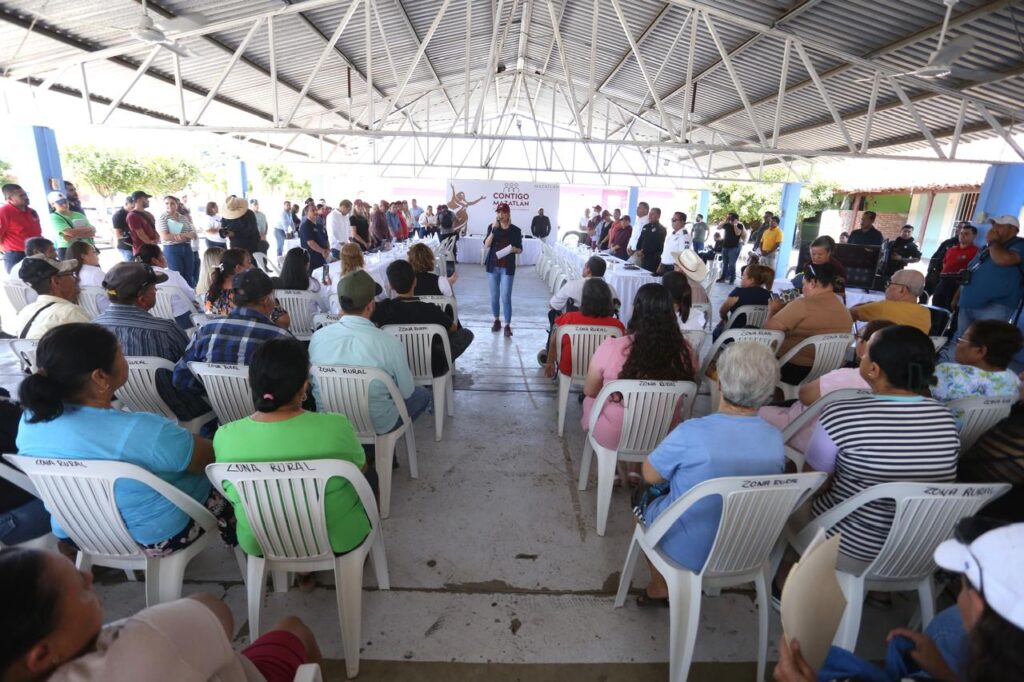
0, 184, 43, 273
124, 190, 159, 255
932, 223, 980, 312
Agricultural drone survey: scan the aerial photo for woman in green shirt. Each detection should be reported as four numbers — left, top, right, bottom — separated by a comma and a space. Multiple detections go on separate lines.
212, 338, 371, 560
46, 191, 96, 259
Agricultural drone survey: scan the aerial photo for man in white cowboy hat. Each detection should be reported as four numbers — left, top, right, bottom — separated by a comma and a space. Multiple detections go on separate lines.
674, 249, 710, 305
942, 214, 1024, 362
220, 194, 261, 256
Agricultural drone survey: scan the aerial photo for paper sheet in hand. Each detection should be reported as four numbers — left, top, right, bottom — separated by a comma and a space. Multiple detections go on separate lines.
780, 529, 846, 670
495, 245, 514, 258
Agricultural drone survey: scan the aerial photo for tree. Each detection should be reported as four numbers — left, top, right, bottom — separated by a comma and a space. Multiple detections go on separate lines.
65, 146, 147, 199
257, 163, 289, 195
143, 156, 199, 196
709, 168, 838, 225
0, 158, 13, 185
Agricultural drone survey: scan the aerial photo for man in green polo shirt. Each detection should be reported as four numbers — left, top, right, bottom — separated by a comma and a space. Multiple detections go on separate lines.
46, 191, 95, 259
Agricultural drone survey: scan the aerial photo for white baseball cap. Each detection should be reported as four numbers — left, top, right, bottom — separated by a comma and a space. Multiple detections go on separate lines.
46, 191, 67, 205
989, 215, 1020, 228
934, 521, 1024, 630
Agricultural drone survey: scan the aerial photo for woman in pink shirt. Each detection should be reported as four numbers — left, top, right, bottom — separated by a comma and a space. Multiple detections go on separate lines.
581, 284, 699, 485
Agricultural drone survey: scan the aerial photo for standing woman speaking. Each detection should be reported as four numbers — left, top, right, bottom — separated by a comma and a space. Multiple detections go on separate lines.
484, 202, 523, 338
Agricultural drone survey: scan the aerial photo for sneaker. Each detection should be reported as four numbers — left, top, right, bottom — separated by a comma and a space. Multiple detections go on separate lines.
491, 319, 501, 332
504, 324, 513, 338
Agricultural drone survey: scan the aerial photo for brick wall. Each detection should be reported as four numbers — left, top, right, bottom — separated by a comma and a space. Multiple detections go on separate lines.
835, 209, 909, 240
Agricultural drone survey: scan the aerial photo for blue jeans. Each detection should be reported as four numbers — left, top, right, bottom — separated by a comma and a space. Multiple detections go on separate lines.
693, 240, 704, 253
118, 248, 135, 262
943, 301, 1016, 363
404, 386, 432, 424
274, 228, 286, 256
163, 242, 194, 288
721, 246, 741, 282
0, 498, 51, 545
174, 312, 193, 330
4, 250, 25, 273
488, 268, 515, 323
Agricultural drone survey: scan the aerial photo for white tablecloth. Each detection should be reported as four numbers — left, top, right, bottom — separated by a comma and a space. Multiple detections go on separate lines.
773, 277, 884, 308
554, 244, 659, 325
311, 247, 418, 314
456, 235, 543, 265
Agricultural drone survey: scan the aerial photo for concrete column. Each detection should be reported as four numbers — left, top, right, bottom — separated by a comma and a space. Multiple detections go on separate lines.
697, 189, 710, 219
974, 163, 1024, 244
5, 126, 64, 212
227, 160, 248, 199
777, 181, 802, 276
627, 186, 639, 219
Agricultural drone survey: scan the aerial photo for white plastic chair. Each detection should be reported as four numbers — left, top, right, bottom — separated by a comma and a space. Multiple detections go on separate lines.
206, 459, 388, 680
383, 324, 454, 442
9, 338, 39, 374
152, 288, 195, 321
0, 458, 56, 551
616, 472, 827, 682
120, 357, 214, 434
186, 362, 254, 424
554, 324, 624, 437
312, 312, 340, 331
293, 664, 322, 682
274, 289, 320, 340
0, 280, 34, 318
947, 395, 1014, 451
780, 388, 873, 469
78, 285, 107, 319
930, 335, 948, 352
698, 329, 785, 407
775, 333, 855, 400
788, 481, 1010, 651
578, 379, 697, 536
690, 303, 712, 331
253, 251, 279, 275
680, 329, 707, 358
417, 294, 458, 321
312, 364, 418, 519
722, 304, 768, 331
5, 454, 220, 606
190, 312, 220, 328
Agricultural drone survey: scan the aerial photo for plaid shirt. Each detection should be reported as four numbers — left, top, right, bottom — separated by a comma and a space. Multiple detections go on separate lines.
173, 306, 291, 397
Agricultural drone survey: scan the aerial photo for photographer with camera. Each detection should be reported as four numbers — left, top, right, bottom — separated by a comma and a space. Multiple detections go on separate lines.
219, 195, 261, 257
942, 216, 1024, 362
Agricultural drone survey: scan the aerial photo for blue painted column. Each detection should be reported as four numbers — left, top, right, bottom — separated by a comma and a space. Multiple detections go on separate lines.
697, 189, 710, 219
973, 163, 1024, 244
6, 126, 64, 213
627, 186, 639, 219
227, 160, 248, 199
778, 181, 802, 276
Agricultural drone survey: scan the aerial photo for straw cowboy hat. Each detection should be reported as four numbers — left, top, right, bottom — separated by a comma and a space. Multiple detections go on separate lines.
221, 195, 249, 220
674, 249, 707, 283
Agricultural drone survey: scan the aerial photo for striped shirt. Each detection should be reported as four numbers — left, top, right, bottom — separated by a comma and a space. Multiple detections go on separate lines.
806, 395, 959, 562
93, 304, 188, 362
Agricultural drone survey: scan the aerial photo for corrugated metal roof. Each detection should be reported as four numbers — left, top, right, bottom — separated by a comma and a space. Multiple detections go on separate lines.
0, 0, 1021, 175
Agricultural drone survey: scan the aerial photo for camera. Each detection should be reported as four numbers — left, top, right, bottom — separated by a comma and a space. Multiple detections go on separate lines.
218, 228, 232, 239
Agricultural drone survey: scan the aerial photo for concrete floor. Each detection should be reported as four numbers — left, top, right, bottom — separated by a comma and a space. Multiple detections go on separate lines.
0, 263, 922, 681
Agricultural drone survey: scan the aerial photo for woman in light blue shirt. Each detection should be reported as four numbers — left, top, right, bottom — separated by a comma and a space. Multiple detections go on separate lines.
16, 323, 234, 555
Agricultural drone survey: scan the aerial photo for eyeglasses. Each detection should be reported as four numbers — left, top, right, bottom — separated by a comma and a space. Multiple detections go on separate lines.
884, 280, 908, 290
956, 336, 977, 346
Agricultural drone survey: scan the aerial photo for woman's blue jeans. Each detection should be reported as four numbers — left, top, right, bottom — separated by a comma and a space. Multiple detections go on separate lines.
163, 242, 194, 288
274, 228, 286, 256
488, 268, 514, 323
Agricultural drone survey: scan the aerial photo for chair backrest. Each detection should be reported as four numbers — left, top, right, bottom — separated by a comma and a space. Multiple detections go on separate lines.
930, 335, 948, 352
0, 457, 38, 497
187, 362, 254, 423
645, 473, 828, 578
205, 459, 379, 562
190, 312, 221, 328
0, 280, 33, 313
382, 324, 453, 382
724, 304, 768, 331
4, 454, 215, 560
152, 288, 190, 321
253, 251, 279, 275
948, 395, 1015, 451
924, 305, 952, 337
78, 285, 106, 319
690, 303, 712, 331
590, 380, 698, 454
681, 329, 707, 357
555, 324, 624, 380
802, 482, 1010, 581
119, 356, 179, 420
776, 333, 855, 386
781, 388, 874, 468
275, 289, 320, 339
416, 295, 458, 321
9, 339, 39, 374
312, 364, 410, 442
699, 329, 786, 381
312, 313, 340, 331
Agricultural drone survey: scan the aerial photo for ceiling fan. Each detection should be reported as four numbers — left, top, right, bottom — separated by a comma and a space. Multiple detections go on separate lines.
856, 0, 1002, 82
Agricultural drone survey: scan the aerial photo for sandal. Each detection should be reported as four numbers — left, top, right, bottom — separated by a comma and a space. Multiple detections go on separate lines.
636, 590, 670, 608
627, 472, 643, 488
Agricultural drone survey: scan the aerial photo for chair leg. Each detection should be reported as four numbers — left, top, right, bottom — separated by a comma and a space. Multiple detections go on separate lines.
595, 448, 617, 537
369, 533, 390, 591
754, 566, 770, 682
917, 576, 936, 630
832, 574, 864, 652
247, 556, 268, 640
446, 374, 455, 417
334, 554, 367, 680
432, 379, 445, 442
233, 546, 248, 586
404, 423, 418, 480
614, 534, 642, 608
557, 375, 569, 437
376, 437, 395, 519
577, 438, 594, 491
667, 572, 703, 682
156, 554, 190, 605
144, 557, 161, 607
272, 570, 290, 593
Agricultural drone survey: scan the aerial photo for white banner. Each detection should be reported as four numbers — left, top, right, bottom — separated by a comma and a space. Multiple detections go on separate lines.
443, 179, 560, 242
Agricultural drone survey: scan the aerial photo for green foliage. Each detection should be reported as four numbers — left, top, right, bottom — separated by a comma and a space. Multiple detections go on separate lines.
709, 169, 837, 225
0, 158, 13, 184
257, 163, 311, 200
65, 146, 198, 200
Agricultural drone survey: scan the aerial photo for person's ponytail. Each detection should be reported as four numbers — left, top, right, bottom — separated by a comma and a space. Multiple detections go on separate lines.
18, 324, 119, 423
